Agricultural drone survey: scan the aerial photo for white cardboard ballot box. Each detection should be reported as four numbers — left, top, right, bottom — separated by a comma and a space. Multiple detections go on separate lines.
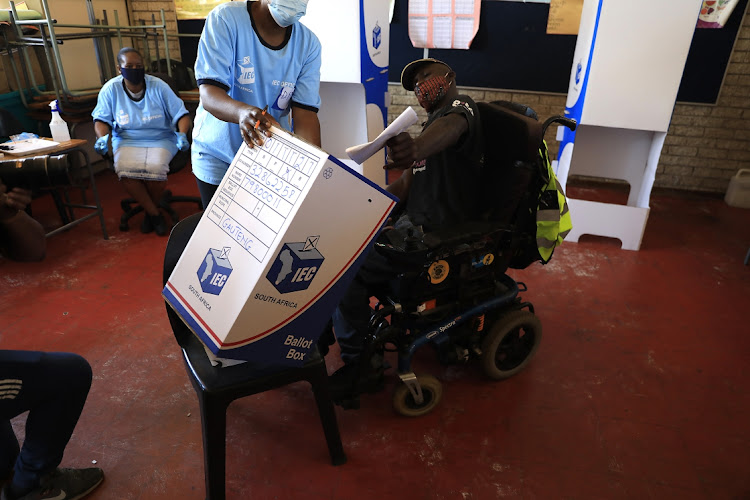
163, 127, 397, 366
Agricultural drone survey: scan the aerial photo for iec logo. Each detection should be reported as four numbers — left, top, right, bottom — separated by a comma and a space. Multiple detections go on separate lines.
266, 236, 324, 294
575, 62, 582, 85
197, 247, 233, 295
372, 21, 382, 49
236, 58, 255, 85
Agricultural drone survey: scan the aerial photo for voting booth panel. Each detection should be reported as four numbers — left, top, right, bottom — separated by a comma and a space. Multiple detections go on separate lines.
553, 0, 702, 250
163, 127, 397, 366
302, 0, 390, 187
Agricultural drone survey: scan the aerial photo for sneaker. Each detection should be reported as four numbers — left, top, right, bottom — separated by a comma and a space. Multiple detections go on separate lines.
1, 467, 104, 500
151, 214, 168, 237
140, 213, 154, 234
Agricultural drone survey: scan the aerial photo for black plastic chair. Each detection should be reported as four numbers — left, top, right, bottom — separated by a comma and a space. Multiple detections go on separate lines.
163, 213, 346, 500
0, 107, 25, 141
114, 72, 203, 231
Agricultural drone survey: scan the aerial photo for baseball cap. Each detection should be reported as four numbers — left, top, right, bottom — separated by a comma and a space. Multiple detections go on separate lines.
400, 58, 453, 91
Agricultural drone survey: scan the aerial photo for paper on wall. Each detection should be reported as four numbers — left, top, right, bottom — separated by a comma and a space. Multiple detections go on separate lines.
697, 0, 739, 28
547, 0, 584, 35
346, 107, 419, 164
408, 0, 481, 49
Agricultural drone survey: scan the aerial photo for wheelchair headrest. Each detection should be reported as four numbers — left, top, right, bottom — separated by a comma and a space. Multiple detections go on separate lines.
477, 101, 543, 164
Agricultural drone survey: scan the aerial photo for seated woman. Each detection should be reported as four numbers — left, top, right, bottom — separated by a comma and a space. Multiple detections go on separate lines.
92, 47, 192, 236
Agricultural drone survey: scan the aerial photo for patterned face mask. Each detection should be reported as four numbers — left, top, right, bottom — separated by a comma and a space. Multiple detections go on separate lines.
414, 73, 451, 112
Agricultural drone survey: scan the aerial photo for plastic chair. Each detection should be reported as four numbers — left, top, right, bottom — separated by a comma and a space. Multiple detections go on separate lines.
163, 213, 346, 500
0, 107, 25, 140
114, 72, 203, 231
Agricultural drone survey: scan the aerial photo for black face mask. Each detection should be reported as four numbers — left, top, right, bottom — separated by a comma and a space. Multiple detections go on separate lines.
120, 67, 145, 85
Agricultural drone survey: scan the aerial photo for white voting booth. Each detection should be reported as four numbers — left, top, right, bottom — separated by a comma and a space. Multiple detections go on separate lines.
301, 0, 390, 187
553, 0, 702, 250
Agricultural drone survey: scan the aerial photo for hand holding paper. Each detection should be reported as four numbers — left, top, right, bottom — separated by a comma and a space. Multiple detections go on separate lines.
346, 107, 419, 164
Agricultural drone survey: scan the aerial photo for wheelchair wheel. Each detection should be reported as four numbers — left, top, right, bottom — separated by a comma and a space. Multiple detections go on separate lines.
392, 375, 443, 417
481, 310, 542, 380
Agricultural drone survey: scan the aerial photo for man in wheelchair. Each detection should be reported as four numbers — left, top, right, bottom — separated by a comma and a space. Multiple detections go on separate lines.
322, 58, 574, 416
327, 58, 486, 400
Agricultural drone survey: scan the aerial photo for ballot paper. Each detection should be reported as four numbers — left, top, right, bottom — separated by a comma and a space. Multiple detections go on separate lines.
346, 107, 419, 165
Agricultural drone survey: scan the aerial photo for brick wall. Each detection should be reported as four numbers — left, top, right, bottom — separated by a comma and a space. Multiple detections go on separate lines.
127, 0, 182, 66
390, 12, 750, 195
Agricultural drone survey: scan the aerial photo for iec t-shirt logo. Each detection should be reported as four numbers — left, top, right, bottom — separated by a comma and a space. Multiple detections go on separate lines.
266, 236, 324, 294
197, 247, 233, 295
236, 56, 255, 85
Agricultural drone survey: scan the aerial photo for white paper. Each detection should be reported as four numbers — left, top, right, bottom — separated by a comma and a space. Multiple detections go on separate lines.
0, 138, 60, 156
346, 107, 419, 164
203, 345, 247, 367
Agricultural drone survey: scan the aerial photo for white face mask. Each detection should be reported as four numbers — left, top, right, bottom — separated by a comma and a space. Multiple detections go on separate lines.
268, 0, 309, 28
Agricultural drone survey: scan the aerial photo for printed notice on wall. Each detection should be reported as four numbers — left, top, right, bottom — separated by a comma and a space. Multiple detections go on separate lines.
408, 0, 482, 49
546, 0, 584, 35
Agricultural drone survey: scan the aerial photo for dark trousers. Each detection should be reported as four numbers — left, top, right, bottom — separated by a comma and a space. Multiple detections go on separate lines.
334, 246, 412, 363
0, 351, 92, 491
195, 178, 219, 210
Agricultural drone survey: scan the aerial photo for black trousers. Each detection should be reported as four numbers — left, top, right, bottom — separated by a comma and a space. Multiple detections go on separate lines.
0, 351, 92, 490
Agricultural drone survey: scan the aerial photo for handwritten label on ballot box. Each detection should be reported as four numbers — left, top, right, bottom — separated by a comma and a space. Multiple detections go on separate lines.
163, 126, 397, 366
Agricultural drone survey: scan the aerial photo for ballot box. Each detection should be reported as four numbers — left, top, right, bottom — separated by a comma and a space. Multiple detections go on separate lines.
163, 127, 397, 366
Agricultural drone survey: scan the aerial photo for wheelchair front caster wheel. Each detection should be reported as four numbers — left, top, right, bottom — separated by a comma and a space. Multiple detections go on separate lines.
392, 375, 443, 417
481, 309, 542, 380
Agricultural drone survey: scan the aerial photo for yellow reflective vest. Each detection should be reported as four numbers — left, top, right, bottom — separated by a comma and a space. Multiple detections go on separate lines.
536, 142, 572, 263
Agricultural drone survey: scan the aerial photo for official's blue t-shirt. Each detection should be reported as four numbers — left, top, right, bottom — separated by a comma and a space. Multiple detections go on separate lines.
191, 1, 322, 184
91, 74, 189, 156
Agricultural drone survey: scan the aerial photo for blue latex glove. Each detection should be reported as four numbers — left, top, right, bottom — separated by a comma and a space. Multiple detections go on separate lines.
175, 132, 189, 151
94, 135, 109, 155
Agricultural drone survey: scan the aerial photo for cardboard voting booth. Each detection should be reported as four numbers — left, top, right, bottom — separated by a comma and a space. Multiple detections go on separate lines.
553, 0, 702, 250
301, 0, 391, 187
163, 127, 397, 366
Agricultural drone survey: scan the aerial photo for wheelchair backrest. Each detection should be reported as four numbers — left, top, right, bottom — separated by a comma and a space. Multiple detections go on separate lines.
476, 101, 544, 226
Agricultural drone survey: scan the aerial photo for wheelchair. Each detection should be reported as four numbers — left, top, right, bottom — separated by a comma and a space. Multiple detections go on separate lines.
322, 100, 577, 417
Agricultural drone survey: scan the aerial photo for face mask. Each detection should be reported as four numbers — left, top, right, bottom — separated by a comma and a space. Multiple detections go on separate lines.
268, 0, 309, 27
120, 67, 145, 85
414, 73, 451, 112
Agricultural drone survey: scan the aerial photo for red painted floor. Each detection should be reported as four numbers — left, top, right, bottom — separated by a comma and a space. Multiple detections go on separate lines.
2, 165, 750, 499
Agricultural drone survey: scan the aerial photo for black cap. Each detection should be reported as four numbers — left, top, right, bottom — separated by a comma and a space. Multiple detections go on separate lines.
400, 58, 453, 91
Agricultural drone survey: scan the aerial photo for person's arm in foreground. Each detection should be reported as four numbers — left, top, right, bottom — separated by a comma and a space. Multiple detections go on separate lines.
0, 180, 46, 261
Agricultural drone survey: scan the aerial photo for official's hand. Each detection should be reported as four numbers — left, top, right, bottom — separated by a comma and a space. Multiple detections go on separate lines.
384, 132, 418, 170
0, 179, 33, 221
238, 106, 274, 149
94, 135, 109, 155
175, 132, 190, 151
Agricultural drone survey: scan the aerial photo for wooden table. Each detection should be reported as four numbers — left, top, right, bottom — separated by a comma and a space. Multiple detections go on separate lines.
3, 138, 109, 239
